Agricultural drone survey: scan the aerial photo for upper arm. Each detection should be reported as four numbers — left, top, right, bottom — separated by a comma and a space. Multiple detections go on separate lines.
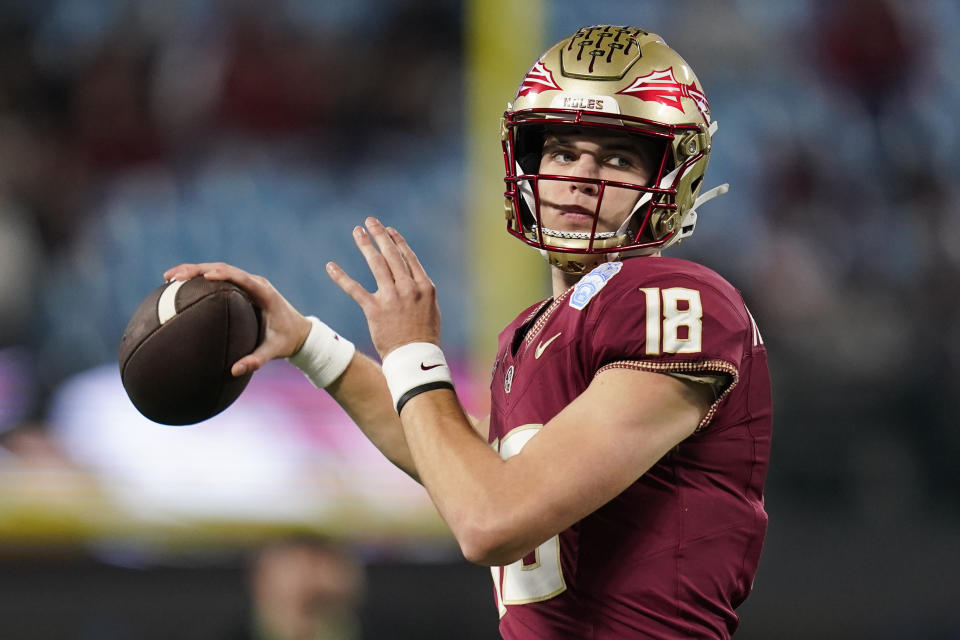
468, 414, 491, 441
490, 366, 712, 562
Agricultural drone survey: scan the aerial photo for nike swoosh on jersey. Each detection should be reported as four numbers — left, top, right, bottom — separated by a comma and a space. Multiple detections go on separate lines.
535, 332, 563, 359
420, 362, 445, 370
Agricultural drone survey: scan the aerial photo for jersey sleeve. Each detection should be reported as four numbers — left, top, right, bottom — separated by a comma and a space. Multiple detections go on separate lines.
582, 272, 749, 429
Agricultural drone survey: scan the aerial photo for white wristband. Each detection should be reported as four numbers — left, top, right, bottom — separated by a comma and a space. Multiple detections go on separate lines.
380, 342, 454, 413
286, 316, 356, 388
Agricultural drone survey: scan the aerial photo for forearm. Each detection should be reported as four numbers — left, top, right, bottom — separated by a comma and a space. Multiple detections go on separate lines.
325, 352, 420, 481
399, 389, 519, 564
323, 219, 521, 560
286, 315, 422, 481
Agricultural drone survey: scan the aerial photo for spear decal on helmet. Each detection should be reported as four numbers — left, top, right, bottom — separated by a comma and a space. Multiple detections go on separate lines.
516, 60, 562, 99
616, 67, 711, 123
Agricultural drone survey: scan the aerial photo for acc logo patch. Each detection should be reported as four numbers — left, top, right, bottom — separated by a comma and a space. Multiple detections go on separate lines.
569, 261, 622, 310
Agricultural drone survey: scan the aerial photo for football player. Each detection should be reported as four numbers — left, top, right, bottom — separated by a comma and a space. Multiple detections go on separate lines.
166, 25, 772, 639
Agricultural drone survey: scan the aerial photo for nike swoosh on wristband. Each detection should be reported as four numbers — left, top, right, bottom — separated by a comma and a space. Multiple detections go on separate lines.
420, 362, 445, 371
535, 332, 562, 359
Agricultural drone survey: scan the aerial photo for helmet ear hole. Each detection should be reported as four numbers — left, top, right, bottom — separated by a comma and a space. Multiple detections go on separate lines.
515, 125, 547, 174
690, 176, 703, 193
519, 152, 541, 174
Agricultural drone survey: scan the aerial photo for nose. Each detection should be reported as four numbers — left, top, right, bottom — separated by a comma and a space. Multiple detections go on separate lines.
566, 156, 600, 196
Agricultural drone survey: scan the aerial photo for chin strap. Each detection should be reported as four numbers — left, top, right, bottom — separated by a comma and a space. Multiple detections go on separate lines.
517, 163, 537, 215
678, 182, 728, 240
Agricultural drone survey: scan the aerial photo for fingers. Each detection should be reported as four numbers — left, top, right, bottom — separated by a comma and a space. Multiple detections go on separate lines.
341, 217, 433, 300
352, 217, 416, 294
205, 265, 274, 309
326, 261, 373, 308
363, 217, 412, 281
163, 263, 211, 282
163, 262, 238, 284
162, 262, 274, 308
230, 337, 280, 376
162, 263, 313, 372
386, 226, 431, 286
351, 225, 396, 289
163, 262, 255, 285
231, 352, 263, 377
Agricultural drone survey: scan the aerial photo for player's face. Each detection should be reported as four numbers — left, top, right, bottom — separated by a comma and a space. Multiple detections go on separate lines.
537, 129, 655, 234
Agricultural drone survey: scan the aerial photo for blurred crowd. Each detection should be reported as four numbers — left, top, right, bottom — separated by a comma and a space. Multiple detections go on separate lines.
0, 0, 958, 582
675, 0, 960, 516
0, 0, 464, 405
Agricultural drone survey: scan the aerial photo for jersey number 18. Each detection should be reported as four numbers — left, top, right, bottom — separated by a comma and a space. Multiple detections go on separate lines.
640, 287, 703, 354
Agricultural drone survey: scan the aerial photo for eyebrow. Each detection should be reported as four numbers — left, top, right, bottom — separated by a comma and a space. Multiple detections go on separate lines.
544, 135, 652, 157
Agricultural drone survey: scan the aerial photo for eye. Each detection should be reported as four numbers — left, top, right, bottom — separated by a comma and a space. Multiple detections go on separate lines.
606, 154, 633, 169
551, 150, 576, 163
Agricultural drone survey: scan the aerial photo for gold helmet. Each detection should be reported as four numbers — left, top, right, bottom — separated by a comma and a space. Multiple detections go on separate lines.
502, 25, 728, 273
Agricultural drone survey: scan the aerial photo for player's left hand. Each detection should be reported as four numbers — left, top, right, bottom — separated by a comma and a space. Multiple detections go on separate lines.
327, 217, 442, 359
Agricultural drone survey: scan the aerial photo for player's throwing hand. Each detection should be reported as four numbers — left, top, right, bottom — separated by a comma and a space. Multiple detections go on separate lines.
162, 262, 312, 377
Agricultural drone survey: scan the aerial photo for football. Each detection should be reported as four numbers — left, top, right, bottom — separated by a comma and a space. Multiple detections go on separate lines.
118, 278, 262, 425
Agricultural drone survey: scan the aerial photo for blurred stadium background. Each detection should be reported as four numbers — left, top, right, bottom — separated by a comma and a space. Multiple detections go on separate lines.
0, 0, 958, 638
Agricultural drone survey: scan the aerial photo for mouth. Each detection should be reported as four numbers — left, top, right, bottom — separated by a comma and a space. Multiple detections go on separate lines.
535, 203, 620, 240
558, 204, 594, 216
556, 205, 597, 225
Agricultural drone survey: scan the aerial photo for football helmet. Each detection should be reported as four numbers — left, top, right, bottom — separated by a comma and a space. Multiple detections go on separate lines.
502, 25, 728, 273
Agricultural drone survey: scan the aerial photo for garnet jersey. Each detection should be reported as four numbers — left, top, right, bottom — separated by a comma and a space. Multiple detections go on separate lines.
487, 257, 772, 639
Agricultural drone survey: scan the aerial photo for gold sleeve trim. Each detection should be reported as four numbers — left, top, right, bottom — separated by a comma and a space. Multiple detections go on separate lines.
596, 359, 739, 432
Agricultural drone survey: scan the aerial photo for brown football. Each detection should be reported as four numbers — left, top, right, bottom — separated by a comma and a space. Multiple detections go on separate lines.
118, 278, 262, 425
